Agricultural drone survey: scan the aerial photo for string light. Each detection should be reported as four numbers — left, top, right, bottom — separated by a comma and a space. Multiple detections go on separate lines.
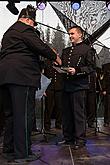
36, 0, 47, 10
71, 0, 81, 11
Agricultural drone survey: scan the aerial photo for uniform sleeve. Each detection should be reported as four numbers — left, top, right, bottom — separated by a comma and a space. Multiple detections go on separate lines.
22, 29, 57, 61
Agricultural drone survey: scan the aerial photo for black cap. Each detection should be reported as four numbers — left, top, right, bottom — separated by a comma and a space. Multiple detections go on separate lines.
18, 5, 37, 26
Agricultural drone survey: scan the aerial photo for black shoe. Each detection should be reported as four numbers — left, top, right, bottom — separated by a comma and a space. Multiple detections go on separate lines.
72, 140, 86, 150
2, 148, 15, 160
2, 153, 15, 160
7, 153, 41, 164
3, 147, 14, 154
57, 140, 74, 146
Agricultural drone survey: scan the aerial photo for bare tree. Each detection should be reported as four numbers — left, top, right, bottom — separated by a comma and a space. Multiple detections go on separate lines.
51, 23, 65, 56
45, 26, 51, 47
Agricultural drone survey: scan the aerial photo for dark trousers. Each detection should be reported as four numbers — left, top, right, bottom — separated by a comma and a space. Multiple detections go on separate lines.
0, 110, 4, 136
103, 94, 110, 123
86, 91, 96, 125
62, 90, 86, 142
0, 88, 5, 136
44, 90, 62, 129
2, 84, 36, 159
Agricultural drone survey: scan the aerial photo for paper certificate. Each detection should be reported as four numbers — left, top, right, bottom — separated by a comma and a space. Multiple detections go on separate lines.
53, 66, 68, 73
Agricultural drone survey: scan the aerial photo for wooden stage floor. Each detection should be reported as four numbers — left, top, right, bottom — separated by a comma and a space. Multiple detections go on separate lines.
0, 118, 110, 165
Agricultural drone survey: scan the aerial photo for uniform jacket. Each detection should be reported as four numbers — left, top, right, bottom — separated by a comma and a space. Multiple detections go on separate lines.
44, 60, 63, 91
62, 42, 96, 92
0, 21, 56, 88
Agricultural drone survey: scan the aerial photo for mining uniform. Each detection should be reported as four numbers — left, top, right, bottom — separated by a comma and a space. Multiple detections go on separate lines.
62, 43, 96, 144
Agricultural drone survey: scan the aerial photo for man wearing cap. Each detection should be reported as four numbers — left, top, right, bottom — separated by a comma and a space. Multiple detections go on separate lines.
0, 5, 61, 163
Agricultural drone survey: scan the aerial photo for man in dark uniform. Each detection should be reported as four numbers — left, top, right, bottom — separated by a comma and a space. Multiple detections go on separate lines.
44, 59, 63, 131
59, 26, 96, 149
0, 5, 61, 163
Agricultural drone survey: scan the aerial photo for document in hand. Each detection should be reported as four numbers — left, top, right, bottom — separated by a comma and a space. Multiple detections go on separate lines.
35, 74, 51, 99
53, 66, 68, 73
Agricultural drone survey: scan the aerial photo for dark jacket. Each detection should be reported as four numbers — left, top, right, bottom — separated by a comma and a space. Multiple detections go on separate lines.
62, 42, 96, 92
0, 21, 57, 88
44, 60, 63, 91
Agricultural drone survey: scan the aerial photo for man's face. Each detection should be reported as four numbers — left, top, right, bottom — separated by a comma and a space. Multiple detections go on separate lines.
68, 28, 82, 44
19, 18, 34, 27
28, 19, 34, 27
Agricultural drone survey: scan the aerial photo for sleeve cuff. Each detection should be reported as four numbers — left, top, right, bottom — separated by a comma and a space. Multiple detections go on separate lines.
75, 67, 81, 74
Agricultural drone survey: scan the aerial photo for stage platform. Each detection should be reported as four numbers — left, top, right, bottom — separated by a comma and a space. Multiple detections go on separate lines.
0, 118, 110, 165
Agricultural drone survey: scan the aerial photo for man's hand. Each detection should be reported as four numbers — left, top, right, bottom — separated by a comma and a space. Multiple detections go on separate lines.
67, 67, 76, 75
55, 54, 62, 65
52, 48, 62, 65
102, 91, 106, 95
